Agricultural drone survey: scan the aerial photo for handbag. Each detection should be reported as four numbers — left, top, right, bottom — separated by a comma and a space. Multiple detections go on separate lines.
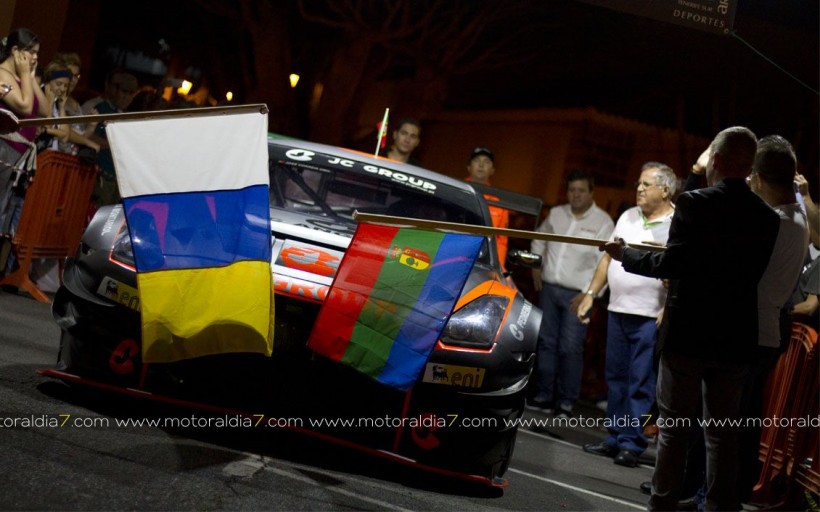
0, 131, 36, 178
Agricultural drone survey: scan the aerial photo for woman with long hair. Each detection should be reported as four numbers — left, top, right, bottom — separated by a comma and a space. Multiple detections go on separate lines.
0, 27, 49, 274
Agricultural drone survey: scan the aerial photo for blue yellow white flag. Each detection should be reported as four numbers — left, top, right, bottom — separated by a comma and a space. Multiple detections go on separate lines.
107, 112, 274, 363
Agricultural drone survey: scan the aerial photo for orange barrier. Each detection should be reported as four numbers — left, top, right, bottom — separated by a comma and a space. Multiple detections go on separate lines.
753, 322, 819, 508
0, 150, 98, 302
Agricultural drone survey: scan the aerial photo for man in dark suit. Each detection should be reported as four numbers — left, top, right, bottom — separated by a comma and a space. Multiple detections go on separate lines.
600, 126, 780, 511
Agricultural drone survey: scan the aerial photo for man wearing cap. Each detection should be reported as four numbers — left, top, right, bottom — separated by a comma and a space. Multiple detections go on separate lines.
465, 147, 509, 267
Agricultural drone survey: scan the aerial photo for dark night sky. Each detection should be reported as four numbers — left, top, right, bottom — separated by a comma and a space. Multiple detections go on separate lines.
88, 0, 819, 170
446, 1, 818, 165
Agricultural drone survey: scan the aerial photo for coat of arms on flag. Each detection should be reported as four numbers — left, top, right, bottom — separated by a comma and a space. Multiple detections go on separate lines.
307, 222, 482, 390
107, 111, 274, 363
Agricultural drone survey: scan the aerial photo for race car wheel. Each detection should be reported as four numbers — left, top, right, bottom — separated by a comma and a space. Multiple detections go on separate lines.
484, 427, 518, 479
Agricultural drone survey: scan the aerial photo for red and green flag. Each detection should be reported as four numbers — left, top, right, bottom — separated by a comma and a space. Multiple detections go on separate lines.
307, 223, 482, 390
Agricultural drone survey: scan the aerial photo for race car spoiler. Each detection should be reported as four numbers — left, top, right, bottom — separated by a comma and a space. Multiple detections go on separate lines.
467, 182, 542, 220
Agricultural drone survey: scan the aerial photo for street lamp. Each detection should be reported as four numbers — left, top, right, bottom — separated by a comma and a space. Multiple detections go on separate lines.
177, 80, 193, 95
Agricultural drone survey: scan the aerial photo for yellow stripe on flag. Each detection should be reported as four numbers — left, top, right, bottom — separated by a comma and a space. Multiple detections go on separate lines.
138, 260, 274, 363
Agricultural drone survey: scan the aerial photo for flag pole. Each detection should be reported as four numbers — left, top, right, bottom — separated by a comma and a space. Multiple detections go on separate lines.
352, 211, 666, 252
14, 104, 269, 129
374, 107, 390, 157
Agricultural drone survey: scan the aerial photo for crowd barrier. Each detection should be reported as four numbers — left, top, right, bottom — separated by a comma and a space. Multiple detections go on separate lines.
0, 150, 97, 303
753, 322, 819, 508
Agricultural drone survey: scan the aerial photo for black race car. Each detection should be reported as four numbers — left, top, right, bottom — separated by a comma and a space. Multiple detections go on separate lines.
43, 136, 543, 487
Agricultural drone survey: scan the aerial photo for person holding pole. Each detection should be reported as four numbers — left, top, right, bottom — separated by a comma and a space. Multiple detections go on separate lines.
577, 162, 678, 468
600, 127, 779, 511
83, 68, 137, 207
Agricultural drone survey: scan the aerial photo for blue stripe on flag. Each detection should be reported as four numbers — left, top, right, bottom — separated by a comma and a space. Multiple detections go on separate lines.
377, 233, 482, 389
123, 185, 271, 272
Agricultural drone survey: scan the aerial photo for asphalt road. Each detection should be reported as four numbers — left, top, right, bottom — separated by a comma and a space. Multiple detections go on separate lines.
0, 289, 655, 511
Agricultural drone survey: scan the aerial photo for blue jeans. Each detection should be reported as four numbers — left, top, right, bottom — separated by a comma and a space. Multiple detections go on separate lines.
603, 311, 657, 454
533, 283, 589, 408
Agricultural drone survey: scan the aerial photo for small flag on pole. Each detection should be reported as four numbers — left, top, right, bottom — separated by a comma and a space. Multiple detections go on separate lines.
307, 223, 482, 390
375, 108, 390, 157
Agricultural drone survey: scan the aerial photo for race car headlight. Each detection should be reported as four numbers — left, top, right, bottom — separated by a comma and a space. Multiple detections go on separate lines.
110, 228, 135, 267
440, 296, 509, 349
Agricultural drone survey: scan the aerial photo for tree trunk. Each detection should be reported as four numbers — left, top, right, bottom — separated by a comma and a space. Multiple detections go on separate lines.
309, 37, 374, 145
394, 63, 449, 121
241, 1, 297, 135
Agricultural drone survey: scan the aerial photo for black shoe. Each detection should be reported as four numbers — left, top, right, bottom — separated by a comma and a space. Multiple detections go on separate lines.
676, 497, 698, 511
525, 398, 554, 414
555, 404, 573, 418
639, 481, 652, 495
614, 449, 640, 468
583, 442, 618, 458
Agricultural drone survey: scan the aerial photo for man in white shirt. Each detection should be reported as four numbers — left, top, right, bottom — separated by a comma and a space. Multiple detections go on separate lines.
527, 170, 614, 416
577, 162, 677, 468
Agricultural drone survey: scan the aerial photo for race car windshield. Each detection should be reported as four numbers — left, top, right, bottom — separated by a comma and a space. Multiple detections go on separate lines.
271, 162, 485, 226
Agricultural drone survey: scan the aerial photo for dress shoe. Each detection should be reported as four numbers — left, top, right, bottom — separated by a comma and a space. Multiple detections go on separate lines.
614, 448, 640, 467
582, 441, 618, 458
676, 497, 698, 511
639, 481, 651, 495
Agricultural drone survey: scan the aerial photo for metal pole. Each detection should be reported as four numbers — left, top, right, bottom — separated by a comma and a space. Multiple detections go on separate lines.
16, 104, 269, 128
352, 211, 666, 252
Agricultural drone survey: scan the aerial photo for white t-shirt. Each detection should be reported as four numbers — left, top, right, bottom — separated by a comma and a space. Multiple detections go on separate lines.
757, 203, 808, 347
531, 203, 614, 291
608, 205, 674, 318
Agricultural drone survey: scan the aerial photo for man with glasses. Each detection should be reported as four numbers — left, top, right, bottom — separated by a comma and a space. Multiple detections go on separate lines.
601, 127, 780, 510
577, 162, 677, 468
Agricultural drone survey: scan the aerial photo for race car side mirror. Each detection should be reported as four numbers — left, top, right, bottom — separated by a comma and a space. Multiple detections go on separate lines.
506, 249, 542, 269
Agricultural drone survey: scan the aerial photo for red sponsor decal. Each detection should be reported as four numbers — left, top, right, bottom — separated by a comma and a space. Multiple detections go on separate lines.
411, 412, 441, 450
273, 275, 329, 302
109, 338, 139, 375
280, 246, 340, 277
